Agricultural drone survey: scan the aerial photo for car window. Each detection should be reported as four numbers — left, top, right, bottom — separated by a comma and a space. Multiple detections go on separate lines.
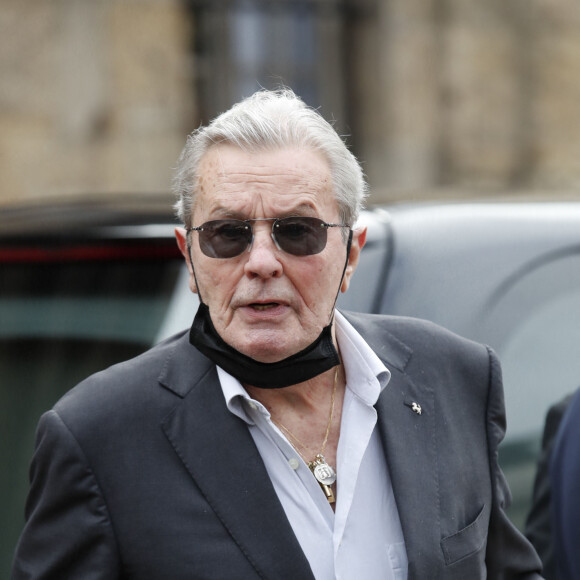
478, 251, 580, 440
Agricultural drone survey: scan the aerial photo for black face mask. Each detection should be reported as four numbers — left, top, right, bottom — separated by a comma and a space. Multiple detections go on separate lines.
189, 303, 340, 388
188, 230, 352, 389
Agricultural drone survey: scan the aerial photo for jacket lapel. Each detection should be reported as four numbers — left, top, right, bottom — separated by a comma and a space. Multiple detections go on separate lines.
376, 367, 442, 578
344, 312, 442, 578
158, 336, 315, 580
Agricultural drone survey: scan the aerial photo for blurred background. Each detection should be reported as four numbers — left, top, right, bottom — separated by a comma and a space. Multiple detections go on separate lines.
3, 0, 580, 210
3, 1, 580, 577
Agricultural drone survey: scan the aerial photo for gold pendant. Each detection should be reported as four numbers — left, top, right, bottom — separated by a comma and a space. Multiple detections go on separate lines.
320, 482, 336, 503
308, 454, 336, 503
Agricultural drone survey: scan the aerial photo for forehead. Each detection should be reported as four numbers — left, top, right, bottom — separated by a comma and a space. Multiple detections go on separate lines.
194, 145, 335, 217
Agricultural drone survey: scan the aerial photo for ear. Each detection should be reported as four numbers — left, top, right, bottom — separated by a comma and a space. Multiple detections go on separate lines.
175, 227, 198, 294
341, 226, 367, 293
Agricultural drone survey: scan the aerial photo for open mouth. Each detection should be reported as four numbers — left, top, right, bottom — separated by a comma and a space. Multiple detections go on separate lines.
250, 303, 279, 311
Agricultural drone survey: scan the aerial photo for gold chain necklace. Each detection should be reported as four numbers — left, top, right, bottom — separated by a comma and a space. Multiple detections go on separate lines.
274, 366, 339, 503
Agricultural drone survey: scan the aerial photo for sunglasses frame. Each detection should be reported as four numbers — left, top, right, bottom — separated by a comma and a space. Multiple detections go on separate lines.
187, 216, 351, 259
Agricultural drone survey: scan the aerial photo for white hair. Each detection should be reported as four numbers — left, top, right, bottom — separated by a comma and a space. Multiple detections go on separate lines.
172, 88, 368, 230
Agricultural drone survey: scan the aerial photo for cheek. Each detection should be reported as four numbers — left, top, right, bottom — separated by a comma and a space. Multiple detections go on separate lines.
314, 254, 348, 301
194, 259, 240, 302
294, 261, 340, 309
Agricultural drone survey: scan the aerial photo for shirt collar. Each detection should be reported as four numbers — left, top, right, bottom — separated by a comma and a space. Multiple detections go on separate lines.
218, 310, 391, 424
218, 365, 260, 425
334, 310, 391, 405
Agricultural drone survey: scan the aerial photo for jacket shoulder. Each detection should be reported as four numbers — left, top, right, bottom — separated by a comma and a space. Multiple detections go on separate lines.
341, 310, 490, 366
51, 330, 207, 429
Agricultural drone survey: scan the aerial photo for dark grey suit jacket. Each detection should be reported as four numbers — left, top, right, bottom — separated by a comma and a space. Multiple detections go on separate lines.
11, 312, 543, 579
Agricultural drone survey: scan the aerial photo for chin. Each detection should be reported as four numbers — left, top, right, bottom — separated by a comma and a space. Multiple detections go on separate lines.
235, 337, 301, 364
228, 325, 317, 363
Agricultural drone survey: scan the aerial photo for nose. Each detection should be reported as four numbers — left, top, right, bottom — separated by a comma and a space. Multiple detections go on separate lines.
243, 223, 283, 279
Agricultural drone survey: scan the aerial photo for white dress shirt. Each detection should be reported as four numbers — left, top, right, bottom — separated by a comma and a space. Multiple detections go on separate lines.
218, 310, 408, 580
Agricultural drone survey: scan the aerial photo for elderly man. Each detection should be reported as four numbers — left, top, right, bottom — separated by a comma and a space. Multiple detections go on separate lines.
12, 89, 542, 579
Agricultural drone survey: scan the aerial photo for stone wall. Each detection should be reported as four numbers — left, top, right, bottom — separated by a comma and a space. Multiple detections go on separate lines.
2, 0, 580, 208
0, 0, 194, 205
356, 0, 580, 202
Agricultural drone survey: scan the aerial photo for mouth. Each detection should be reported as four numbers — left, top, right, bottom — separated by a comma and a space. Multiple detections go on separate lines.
250, 302, 279, 311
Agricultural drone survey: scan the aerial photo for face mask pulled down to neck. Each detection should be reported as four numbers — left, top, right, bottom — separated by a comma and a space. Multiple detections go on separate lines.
188, 231, 353, 389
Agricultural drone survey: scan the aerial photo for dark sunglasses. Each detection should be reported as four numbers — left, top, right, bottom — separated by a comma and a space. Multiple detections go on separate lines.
187, 216, 350, 259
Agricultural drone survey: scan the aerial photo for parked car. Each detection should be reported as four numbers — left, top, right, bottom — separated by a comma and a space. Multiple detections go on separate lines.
2, 196, 580, 576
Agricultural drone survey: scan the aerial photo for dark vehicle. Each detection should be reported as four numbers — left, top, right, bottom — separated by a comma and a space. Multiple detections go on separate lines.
2, 196, 580, 576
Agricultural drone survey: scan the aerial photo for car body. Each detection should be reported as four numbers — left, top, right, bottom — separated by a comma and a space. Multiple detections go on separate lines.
3, 196, 580, 575
347, 202, 580, 533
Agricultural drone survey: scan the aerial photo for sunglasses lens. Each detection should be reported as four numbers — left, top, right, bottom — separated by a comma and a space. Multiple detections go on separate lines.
198, 220, 251, 258
275, 217, 327, 256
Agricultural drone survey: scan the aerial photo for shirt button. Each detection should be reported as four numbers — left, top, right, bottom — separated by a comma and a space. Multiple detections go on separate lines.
288, 458, 300, 470
247, 401, 257, 410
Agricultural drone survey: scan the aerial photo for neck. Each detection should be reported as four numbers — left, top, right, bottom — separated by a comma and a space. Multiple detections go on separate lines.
245, 364, 343, 415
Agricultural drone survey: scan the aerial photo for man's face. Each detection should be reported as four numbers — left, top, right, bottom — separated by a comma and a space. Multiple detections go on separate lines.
176, 145, 365, 363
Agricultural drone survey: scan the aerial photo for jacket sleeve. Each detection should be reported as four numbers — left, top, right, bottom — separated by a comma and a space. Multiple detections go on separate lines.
11, 410, 121, 580
484, 347, 544, 580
